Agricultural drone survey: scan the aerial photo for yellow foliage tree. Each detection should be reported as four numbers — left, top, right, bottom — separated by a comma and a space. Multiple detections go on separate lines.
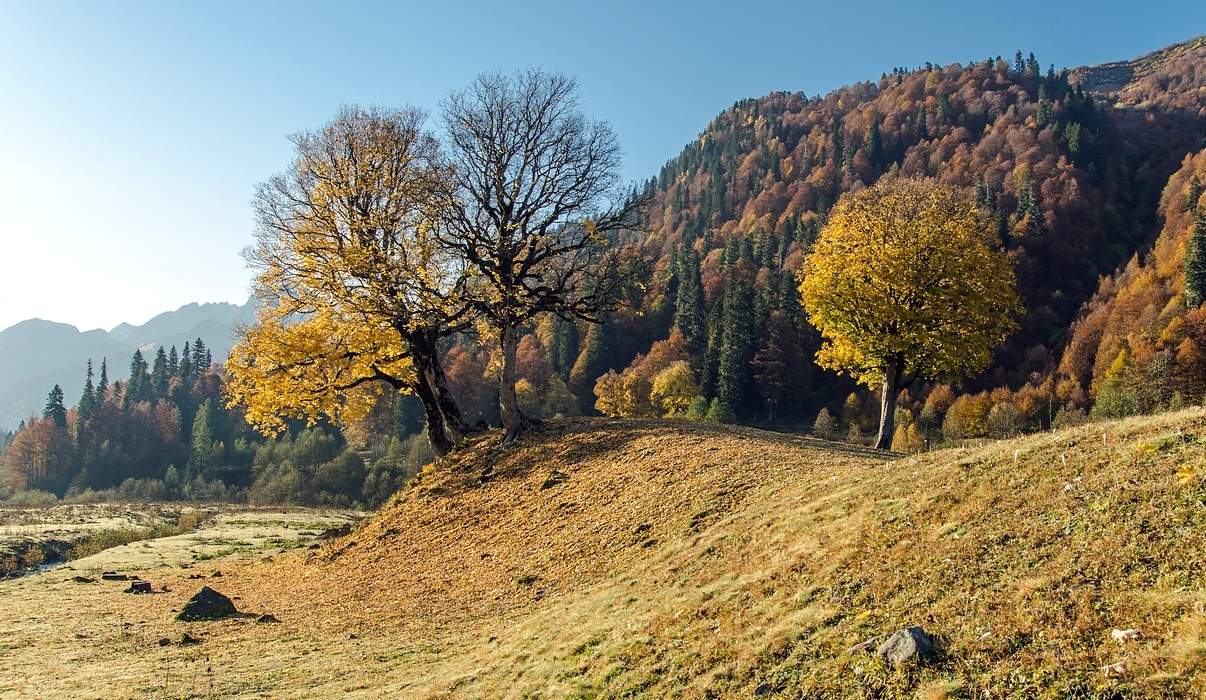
226, 106, 474, 456
800, 179, 1020, 449
649, 361, 699, 417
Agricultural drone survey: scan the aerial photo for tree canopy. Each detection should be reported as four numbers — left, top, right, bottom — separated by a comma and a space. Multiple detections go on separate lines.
800, 178, 1020, 448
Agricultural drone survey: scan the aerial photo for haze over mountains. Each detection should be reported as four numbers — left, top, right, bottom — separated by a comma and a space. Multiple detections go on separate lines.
0, 301, 255, 430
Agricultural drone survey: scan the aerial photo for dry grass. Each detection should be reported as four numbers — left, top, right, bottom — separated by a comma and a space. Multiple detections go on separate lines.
0, 412, 1203, 698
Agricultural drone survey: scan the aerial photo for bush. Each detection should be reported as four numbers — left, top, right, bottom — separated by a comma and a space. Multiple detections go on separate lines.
1052, 405, 1089, 429
684, 396, 710, 421
986, 401, 1027, 438
943, 394, 991, 440
812, 408, 835, 439
4, 489, 59, 508
117, 478, 169, 501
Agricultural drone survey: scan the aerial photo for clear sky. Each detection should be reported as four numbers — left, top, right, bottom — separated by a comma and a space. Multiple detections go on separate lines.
0, 1, 1201, 332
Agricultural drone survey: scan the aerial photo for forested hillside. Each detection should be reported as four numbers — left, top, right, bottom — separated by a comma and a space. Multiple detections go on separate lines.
533, 38, 1206, 438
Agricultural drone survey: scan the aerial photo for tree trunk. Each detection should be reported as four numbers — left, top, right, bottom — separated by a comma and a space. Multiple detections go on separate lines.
408, 329, 471, 457
874, 358, 901, 450
499, 321, 523, 442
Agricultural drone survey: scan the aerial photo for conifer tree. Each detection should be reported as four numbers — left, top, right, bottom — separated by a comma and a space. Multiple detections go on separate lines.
864, 115, 882, 168
150, 347, 170, 400
192, 338, 209, 375
123, 350, 150, 408
569, 321, 614, 412
190, 399, 215, 473
96, 358, 108, 403
179, 341, 193, 385
1186, 210, 1206, 308
1187, 176, 1202, 214
43, 385, 67, 428
916, 107, 928, 140
78, 360, 96, 423
673, 248, 706, 353
716, 273, 755, 418
167, 345, 179, 376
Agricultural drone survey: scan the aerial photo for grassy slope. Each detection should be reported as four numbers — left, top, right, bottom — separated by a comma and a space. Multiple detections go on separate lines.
0, 415, 1202, 698
235, 412, 1206, 698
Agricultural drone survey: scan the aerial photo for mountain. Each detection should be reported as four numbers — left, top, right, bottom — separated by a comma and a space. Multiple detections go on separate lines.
560, 36, 1206, 427
0, 301, 256, 430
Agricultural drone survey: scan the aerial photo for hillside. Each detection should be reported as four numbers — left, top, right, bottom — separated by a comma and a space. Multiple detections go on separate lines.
0, 300, 255, 430
506, 36, 1206, 434
5, 412, 1201, 697
239, 413, 1206, 698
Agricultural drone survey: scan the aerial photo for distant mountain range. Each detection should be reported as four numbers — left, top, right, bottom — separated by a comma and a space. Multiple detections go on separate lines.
0, 301, 256, 430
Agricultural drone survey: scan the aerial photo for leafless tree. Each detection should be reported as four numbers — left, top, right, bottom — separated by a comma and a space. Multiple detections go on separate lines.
438, 70, 647, 441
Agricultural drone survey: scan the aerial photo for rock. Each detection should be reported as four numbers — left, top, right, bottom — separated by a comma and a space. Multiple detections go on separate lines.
255, 613, 280, 624
875, 626, 935, 667
753, 681, 771, 695
101, 572, 137, 581
157, 637, 171, 647
176, 586, 238, 621
1111, 628, 1141, 643
124, 581, 153, 594
1102, 660, 1128, 678
187, 574, 204, 579
178, 633, 201, 646
210, 570, 223, 578
71, 576, 95, 584
845, 637, 878, 655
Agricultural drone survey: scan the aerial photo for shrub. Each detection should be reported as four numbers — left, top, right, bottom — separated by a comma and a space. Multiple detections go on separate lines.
812, 408, 835, 439
5, 489, 58, 508
943, 394, 991, 440
986, 401, 1027, 438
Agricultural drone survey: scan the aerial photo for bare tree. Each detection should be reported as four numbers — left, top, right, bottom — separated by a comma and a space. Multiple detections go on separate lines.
437, 70, 646, 441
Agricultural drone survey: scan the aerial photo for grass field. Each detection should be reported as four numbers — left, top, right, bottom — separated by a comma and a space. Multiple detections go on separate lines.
0, 411, 1203, 698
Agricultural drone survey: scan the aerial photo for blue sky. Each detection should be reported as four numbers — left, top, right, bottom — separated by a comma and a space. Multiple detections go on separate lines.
0, 0, 1201, 332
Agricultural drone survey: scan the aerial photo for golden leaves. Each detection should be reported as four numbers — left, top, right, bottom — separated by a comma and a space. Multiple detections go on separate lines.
800, 179, 1020, 386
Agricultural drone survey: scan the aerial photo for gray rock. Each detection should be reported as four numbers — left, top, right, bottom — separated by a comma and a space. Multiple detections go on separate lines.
124, 581, 152, 594
753, 681, 771, 695
875, 626, 934, 667
176, 586, 238, 621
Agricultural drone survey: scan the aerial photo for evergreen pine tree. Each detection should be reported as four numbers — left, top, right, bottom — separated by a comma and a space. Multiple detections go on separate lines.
716, 273, 755, 418
916, 107, 928, 140
96, 358, 109, 403
1185, 210, 1206, 308
123, 349, 150, 407
864, 115, 882, 168
190, 399, 215, 473
1014, 50, 1025, 74
700, 292, 726, 397
192, 338, 209, 375
167, 345, 179, 376
568, 321, 614, 412
1187, 176, 1202, 214
150, 347, 170, 400
179, 341, 193, 385
78, 359, 96, 423
673, 249, 706, 353
43, 385, 67, 427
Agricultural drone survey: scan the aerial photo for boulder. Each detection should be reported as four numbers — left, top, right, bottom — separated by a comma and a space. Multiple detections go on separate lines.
176, 586, 238, 621
875, 626, 934, 667
124, 581, 153, 594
